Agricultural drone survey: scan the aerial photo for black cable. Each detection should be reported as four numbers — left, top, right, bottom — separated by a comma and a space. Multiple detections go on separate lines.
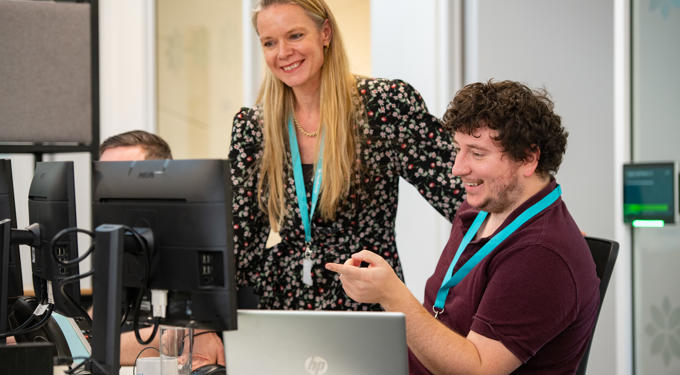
59, 270, 94, 327
132, 346, 160, 375
194, 330, 219, 337
0, 303, 55, 338
15, 303, 54, 335
47, 227, 95, 326
0, 307, 35, 336
63, 356, 89, 375
54, 355, 89, 368
64, 356, 101, 375
118, 225, 158, 346
120, 299, 132, 327
50, 227, 95, 266
133, 313, 160, 346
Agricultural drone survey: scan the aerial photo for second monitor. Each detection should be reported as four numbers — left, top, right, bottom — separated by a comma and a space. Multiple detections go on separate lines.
91, 159, 238, 331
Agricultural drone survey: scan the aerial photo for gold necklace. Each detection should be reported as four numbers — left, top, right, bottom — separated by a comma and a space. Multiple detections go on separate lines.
293, 117, 319, 137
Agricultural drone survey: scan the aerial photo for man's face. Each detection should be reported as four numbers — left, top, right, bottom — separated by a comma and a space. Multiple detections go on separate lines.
452, 127, 526, 214
100, 145, 148, 161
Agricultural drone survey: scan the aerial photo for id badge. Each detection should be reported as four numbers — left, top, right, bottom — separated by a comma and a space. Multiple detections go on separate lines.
302, 244, 314, 286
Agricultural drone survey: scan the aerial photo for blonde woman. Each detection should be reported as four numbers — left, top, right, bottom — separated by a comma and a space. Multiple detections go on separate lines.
229, 0, 464, 310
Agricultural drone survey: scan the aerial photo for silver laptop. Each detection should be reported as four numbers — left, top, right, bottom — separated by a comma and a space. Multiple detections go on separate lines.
223, 309, 408, 375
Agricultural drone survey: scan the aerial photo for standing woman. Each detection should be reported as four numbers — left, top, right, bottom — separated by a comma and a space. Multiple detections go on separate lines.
229, 0, 464, 310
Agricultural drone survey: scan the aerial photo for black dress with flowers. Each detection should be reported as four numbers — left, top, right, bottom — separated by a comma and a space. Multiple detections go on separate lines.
229, 77, 464, 310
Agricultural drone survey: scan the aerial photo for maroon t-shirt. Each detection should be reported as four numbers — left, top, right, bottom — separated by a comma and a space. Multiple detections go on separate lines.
409, 180, 600, 374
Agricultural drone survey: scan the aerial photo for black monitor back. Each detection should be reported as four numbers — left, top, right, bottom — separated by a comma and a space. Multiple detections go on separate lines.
28, 161, 81, 316
0, 159, 24, 298
92, 159, 237, 330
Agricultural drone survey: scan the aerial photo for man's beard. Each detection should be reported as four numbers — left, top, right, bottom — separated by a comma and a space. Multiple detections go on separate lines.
476, 173, 522, 214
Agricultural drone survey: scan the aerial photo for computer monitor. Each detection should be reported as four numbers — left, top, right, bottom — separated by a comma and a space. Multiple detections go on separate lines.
0, 159, 23, 341
91, 159, 237, 330
0, 159, 23, 299
28, 161, 82, 317
623, 162, 677, 225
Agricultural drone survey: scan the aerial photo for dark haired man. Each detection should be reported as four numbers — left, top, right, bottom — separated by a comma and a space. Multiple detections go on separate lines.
326, 80, 599, 374
99, 130, 172, 161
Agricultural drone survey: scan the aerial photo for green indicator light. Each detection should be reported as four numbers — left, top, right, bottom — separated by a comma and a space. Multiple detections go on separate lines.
632, 220, 665, 228
624, 203, 669, 215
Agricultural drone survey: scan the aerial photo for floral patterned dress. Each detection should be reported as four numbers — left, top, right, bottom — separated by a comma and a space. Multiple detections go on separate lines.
229, 77, 464, 310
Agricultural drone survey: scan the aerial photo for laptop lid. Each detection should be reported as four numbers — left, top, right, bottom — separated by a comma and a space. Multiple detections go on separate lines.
224, 310, 408, 375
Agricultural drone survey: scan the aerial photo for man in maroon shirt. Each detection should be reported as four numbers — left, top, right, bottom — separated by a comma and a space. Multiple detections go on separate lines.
326, 80, 599, 374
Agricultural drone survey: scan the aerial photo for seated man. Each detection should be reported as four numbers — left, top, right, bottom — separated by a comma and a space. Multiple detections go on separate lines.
99, 129, 172, 161
326, 80, 599, 374
97, 130, 224, 370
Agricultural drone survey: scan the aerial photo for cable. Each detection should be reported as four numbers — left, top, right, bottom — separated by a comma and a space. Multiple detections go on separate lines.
46, 227, 95, 326
194, 330, 219, 337
132, 346, 160, 375
97, 225, 156, 345
0, 307, 35, 336
118, 225, 159, 346
0, 303, 55, 339
133, 304, 160, 345
59, 271, 94, 327
64, 356, 106, 375
54, 355, 89, 368
50, 227, 95, 266
120, 299, 132, 327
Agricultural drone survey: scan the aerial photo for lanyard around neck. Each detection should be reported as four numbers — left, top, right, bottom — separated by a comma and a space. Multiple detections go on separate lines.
433, 185, 562, 316
288, 117, 324, 243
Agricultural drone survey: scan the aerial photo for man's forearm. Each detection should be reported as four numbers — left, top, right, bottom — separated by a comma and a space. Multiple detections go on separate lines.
120, 327, 159, 365
382, 289, 484, 375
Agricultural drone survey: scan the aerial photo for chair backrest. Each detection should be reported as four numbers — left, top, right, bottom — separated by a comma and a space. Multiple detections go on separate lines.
576, 236, 619, 375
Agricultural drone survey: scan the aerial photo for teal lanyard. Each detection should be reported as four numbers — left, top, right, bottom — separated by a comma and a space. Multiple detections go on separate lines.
432, 185, 562, 318
287, 117, 324, 245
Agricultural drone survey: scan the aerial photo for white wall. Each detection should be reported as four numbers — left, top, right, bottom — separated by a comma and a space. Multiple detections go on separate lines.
371, 0, 462, 301
99, 0, 156, 138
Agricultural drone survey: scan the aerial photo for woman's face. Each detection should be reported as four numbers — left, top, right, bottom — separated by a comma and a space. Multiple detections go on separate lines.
256, 3, 331, 94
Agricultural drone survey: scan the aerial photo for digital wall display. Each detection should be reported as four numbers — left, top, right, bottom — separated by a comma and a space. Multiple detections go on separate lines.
623, 162, 676, 224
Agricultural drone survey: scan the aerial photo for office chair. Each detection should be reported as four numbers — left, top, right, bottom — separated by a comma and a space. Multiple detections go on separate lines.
576, 236, 619, 375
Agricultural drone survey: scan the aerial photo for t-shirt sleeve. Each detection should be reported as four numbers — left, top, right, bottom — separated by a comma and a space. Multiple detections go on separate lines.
228, 107, 271, 290
387, 80, 464, 222
469, 245, 579, 363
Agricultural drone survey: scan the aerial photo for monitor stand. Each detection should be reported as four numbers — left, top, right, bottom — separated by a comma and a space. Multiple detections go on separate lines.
89, 224, 126, 375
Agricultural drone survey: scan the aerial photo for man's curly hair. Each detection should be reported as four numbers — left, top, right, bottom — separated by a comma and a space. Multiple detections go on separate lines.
442, 80, 568, 176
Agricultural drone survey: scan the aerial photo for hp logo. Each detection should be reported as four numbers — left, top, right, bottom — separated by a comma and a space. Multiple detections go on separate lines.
305, 356, 329, 375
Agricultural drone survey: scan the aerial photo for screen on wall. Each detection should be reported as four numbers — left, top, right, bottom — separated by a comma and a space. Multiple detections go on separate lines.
623, 162, 676, 224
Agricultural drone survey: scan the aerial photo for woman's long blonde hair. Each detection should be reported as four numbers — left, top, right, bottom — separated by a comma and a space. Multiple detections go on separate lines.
252, 0, 358, 231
